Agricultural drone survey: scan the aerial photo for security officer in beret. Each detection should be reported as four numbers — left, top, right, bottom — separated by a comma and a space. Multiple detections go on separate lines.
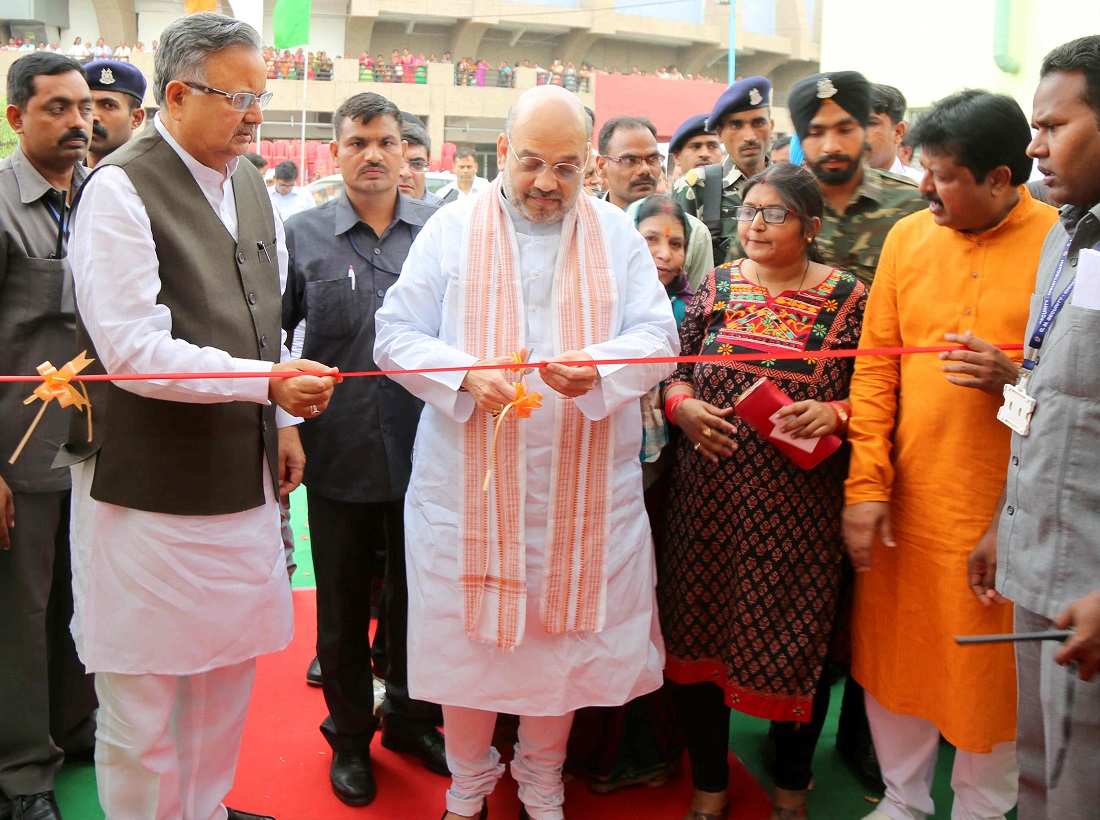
669, 113, 722, 176
788, 70, 923, 289
674, 75, 774, 265
783, 69, 924, 792
83, 59, 146, 167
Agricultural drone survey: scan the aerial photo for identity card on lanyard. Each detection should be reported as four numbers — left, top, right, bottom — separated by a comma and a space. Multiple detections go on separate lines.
998, 239, 1075, 436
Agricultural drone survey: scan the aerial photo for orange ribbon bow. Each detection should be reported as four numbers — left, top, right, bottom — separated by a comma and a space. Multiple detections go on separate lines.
9, 351, 95, 465
483, 352, 544, 492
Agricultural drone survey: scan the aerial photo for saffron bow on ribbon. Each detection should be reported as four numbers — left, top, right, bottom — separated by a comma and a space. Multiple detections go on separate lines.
9, 351, 95, 465
483, 351, 543, 492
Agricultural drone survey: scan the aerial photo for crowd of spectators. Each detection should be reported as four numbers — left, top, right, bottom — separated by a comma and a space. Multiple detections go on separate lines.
5, 35, 722, 89
4, 36, 156, 59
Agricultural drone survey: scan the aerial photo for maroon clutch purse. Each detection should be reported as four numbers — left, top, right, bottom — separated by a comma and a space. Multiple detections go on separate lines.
733, 377, 842, 470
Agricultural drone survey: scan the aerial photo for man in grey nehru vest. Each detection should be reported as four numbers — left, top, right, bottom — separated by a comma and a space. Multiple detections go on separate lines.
63, 13, 337, 820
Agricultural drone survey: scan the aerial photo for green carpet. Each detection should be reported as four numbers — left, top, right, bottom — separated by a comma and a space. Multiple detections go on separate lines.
54, 486, 1016, 818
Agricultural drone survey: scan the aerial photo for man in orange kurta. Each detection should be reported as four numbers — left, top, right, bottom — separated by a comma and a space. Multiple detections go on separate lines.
843, 91, 1059, 820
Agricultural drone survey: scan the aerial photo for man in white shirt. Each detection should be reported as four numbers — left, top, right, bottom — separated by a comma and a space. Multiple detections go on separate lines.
437, 147, 488, 203
112, 40, 131, 61
65, 37, 89, 58
67, 13, 337, 820
375, 83, 678, 820
867, 84, 923, 182
268, 159, 314, 219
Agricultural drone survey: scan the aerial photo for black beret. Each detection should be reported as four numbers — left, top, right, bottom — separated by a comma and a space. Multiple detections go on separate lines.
669, 114, 715, 154
706, 76, 771, 131
85, 59, 147, 103
788, 71, 871, 140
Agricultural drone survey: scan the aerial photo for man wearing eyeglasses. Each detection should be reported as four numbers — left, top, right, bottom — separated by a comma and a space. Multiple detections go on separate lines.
595, 115, 662, 210
398, 121, 443, 204
282, 92, 446, 807
64, 14, 338, 820
375, 84, 678, 820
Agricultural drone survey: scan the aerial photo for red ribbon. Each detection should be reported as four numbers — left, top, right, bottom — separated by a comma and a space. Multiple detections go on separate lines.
0, 344, 1026, 384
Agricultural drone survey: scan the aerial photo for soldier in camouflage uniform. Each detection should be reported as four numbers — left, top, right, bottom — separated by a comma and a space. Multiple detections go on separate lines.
784, 69, 926, 793
674, 76, 774, 266
789, 70, 925, 289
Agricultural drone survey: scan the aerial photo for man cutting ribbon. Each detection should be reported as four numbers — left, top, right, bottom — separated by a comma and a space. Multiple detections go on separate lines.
375, 84, 678, 820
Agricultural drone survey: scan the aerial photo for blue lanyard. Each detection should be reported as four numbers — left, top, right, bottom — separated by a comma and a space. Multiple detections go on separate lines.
345, 230, 402, 277
1022, 239, 1074, 372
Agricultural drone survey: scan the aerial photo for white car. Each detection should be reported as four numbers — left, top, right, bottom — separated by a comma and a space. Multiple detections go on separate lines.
303, 171, 456, 205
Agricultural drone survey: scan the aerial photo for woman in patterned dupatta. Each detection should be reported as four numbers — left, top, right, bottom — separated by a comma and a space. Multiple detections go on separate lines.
659, 164, 867, 820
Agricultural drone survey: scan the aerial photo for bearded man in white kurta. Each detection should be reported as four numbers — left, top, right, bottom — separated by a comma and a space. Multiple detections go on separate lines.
374, 86, 679, 820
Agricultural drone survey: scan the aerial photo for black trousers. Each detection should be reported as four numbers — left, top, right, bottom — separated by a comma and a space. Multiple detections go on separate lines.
307, 490, 439, 753
674, 669, 833, 793
0, 490, 96, 799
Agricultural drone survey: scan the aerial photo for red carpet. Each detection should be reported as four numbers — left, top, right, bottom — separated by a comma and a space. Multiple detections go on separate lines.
227, 589, 773, 819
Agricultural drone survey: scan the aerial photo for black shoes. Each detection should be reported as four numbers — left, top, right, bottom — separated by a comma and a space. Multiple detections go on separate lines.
381, 725, 450, 776
305, 656, 322, 687
226, 809, 277, 820
330, 751, 377, 806
4, 792, 61, 820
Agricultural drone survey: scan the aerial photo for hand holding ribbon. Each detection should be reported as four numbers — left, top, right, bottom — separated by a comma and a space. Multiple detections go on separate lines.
9, 351, 95, 465
483, 351, 543, 492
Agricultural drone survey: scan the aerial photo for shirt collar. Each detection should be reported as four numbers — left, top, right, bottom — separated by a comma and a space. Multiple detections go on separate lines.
9, 143, 88, 205
332, 188, 427, 236
1059, 200, 1100, 234
153, 113, 240, 186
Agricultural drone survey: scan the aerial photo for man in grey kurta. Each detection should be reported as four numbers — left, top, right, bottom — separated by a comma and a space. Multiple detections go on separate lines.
981, 36, 1100, 819
282, 92, 444, 807
0, 52, 96, 820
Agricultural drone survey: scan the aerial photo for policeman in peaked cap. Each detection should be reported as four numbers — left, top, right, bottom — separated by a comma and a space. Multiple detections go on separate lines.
84, 58, 147, 167
673, 75, 775, 266
707, 75, 774, 178
669, 113, 722, 174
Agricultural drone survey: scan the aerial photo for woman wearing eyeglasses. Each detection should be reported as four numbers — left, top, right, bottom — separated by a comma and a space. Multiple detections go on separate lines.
658, 163, 867, 820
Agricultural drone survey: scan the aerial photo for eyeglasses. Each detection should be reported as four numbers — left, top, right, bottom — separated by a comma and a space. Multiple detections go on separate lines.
404, 158, 430, 171
732, 205, 796, 224
600, 153, 663, 170
508, 142, 586, 182
184, 82, 273, 111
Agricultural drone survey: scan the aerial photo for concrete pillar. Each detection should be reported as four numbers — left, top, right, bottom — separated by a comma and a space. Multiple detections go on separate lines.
449, 20, 492, 62
92, 0, 137, 51
343, 17, 376, 58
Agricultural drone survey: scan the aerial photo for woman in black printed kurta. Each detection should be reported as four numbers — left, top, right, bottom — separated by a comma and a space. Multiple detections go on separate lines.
658, 164, 866, 820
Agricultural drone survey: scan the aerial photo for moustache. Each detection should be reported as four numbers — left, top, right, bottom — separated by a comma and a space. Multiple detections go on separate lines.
630, 176, 656, 188
92, 122, 109, 139
816, 152, 855, 165
233, 126, 255, 140
740, 141, 761, 150
356, 162, 387, 174
59, 129, 88, 146
922, 192, 943, 207
524, 188, 561, 201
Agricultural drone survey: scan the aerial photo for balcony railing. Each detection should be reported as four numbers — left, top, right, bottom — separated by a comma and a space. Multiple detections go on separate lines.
454, 66, 517, 88
357, 62, 428, 83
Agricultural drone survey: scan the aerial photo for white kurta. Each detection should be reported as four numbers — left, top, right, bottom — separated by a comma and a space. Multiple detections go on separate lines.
374, 193, 679, 715
68, 115, 295, 675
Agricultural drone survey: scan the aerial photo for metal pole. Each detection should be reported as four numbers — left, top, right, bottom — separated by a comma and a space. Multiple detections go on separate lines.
300, 47, 308, 185
727, 0, 737, 85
